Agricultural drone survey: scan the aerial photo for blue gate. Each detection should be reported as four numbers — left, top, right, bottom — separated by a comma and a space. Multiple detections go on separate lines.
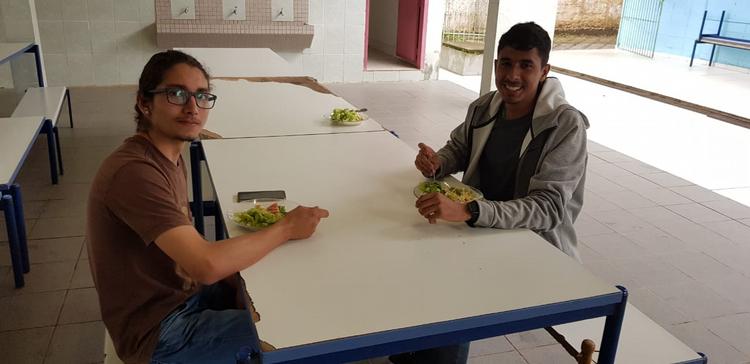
617, 0, 664, 57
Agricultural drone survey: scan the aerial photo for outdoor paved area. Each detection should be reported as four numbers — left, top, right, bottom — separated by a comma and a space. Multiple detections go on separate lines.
1, 51, 750, 362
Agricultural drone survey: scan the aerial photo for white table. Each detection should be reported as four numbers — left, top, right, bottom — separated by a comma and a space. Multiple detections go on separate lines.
176, 48, 303, 78
206, 79, 383, 138
201, 132, 627, 363
1, 116, 46, 288
190, 78, 384, 235
0, 42, 44, 86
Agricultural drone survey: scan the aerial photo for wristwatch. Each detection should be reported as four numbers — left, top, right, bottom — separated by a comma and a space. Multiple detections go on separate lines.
465, 200, 480, 226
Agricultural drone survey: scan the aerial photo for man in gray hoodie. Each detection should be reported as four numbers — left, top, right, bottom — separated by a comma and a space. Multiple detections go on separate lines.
415, 22, 589, 263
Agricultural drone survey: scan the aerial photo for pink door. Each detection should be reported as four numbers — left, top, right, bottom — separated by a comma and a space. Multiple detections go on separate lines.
396, 0, 428, 68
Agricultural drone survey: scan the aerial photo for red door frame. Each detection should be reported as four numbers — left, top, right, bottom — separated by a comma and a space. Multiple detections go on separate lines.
364, 0, 428, 70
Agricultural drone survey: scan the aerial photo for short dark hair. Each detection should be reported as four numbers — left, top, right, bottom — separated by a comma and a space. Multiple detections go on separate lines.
134, 50, 211, 132
497, 22, 551, 66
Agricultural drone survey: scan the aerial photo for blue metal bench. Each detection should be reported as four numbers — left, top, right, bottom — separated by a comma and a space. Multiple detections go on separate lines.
690, 10, 750, 67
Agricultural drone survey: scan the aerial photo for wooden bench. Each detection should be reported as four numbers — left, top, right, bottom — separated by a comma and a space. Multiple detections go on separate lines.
550, 303, 706, 363
690, 10, 750, 67
1, 116, 47, 288
11, 86, 73, 180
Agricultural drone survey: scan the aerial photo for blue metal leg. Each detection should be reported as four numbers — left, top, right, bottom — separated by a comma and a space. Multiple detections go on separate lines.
66, 89, 74, 128
598, 286, 628, 364
54, 126, 64, 175
190, 141, 205, 235
10, 184, 30, 273
1, 194, 24, 287
709, 44, 717, 66
689, 41, 698, 67
43, 120, 59, 185
215, 212, 225, 241
27, 44, 45, 87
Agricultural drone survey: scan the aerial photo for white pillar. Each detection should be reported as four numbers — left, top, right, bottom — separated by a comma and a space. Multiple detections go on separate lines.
480, 0, 559, 95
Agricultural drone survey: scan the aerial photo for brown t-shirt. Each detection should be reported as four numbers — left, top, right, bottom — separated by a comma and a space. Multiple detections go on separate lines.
87, 135, 198, 364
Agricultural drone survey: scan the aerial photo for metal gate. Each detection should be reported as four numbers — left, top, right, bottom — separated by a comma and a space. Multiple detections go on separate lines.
616, 0, 664, 57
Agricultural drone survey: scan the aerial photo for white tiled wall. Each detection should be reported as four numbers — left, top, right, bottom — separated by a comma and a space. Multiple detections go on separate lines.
29, 0, 438, 86
0, 0, 37, 89
35, 0, 158, 86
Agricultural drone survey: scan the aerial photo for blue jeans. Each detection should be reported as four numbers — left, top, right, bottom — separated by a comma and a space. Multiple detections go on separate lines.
150, 282, 258, 364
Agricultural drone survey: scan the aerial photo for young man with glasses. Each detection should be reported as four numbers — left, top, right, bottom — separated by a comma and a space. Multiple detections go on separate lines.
87, 50, 329, 363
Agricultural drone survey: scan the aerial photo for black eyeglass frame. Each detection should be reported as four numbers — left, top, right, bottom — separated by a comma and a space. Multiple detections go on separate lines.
147, 87, 218, 109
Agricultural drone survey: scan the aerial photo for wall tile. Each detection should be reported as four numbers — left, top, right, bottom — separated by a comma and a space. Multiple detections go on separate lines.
343, 54, 364, 82
114, 0, 140, 22
35, 0, 63, 21
139, 0, 155, 23
91, 21, 117, 54
92, 53, 118, 85
303, 25, 324, 54
324, 23, 344, 54
115, 21, 145, 53
67, 53, 94, 86
43, 53, 69, 86
63, 0, 88, 21
308, 0, 323, 25
324, 54, 343, 82
4, 21, 35, 41
324, 0, 345, 25
344, 24, 365, 54
63, 21, 92, 53
118, 52, 148, 85
302, 53, 324, 81
86, 0, 114, 22
39, 20, 65, 54
346, 0, 366, 26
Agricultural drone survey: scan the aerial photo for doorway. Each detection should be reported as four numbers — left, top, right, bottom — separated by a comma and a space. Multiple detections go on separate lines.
365, 0, 427, 71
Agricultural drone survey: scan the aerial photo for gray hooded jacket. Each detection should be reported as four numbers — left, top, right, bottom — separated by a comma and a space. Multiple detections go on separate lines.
435, 77, 589, 261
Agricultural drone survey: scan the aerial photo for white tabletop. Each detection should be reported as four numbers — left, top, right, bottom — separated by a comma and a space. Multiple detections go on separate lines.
555, 303, 701, 363
204, 79, 383, 138
176, 48, 303, 78
11, 86, 67, 126
202, 132, 618, 350
0, 42, 32, 63
0, 117, 45, 185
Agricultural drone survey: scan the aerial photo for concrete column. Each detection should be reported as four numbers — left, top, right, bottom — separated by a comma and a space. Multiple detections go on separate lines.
480, 0, 559, 95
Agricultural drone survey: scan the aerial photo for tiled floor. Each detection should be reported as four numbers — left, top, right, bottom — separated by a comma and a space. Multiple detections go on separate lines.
1, 71, 750, 363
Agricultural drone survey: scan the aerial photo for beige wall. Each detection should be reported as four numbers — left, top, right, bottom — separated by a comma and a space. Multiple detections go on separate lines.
556, 0, 623, 33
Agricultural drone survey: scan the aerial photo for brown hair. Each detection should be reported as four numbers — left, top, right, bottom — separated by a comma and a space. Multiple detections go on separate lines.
135, 50, 211, 132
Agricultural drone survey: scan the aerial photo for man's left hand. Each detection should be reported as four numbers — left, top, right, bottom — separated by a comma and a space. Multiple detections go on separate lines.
415, 192, 471, 223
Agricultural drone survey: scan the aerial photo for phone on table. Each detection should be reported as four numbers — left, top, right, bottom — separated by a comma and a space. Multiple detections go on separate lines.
237, 190, 286, 202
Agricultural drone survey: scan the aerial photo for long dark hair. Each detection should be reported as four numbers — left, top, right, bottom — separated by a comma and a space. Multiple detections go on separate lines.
135, 50, 211, 132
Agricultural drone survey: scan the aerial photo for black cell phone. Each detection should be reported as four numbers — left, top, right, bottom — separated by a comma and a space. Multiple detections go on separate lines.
237, 190, 287, 202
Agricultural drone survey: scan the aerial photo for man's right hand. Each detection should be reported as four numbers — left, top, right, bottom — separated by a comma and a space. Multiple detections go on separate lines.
415, 143, 442, 177
280, 206, 330, 240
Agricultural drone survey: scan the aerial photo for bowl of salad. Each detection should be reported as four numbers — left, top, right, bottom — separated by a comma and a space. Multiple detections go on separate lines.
228, 199, 297, 231
413, 180, 483, 203
329, 108, 367, 126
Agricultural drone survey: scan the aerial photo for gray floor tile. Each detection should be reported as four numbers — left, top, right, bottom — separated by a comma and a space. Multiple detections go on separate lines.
505, 329, 557, 351
28, 216, 86, 240
671, 185, 725, 203
702, 313, 750, 357
702, 198, 750, 219
704, 246, 750, 278
648, 279, 743, 321
627, 287, 691, 326
635, 187, 692, 205
614, 160, 662, 175
590, 150, 638, 164
40, 199, 88, 219
620, 226, 694, 255
607, 172, 663, 192
670, 321, 750, 364
58, 288, 101, 325
0, 237, 83, 266
0, 291, 65, 331
469, 336, 515, 357
0, 261, 76, 297
45, 321, 105, 364
601, 189, 658, 209
469, 350, 528, 364
659, 251, 735, 279
573, 213, 615, 237
701, 220, 750, 245
666, 203, 732, 223
693, 272, 750, 312
588, 209, 654, 234
518, 344, 576, 364
642, 172, 694, 188
0, 326, 54, 364
579, 233, 644, 259
70, 259, 94, 289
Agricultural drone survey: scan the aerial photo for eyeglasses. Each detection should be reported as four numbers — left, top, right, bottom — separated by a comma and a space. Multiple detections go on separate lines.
148, 87, 218, 109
